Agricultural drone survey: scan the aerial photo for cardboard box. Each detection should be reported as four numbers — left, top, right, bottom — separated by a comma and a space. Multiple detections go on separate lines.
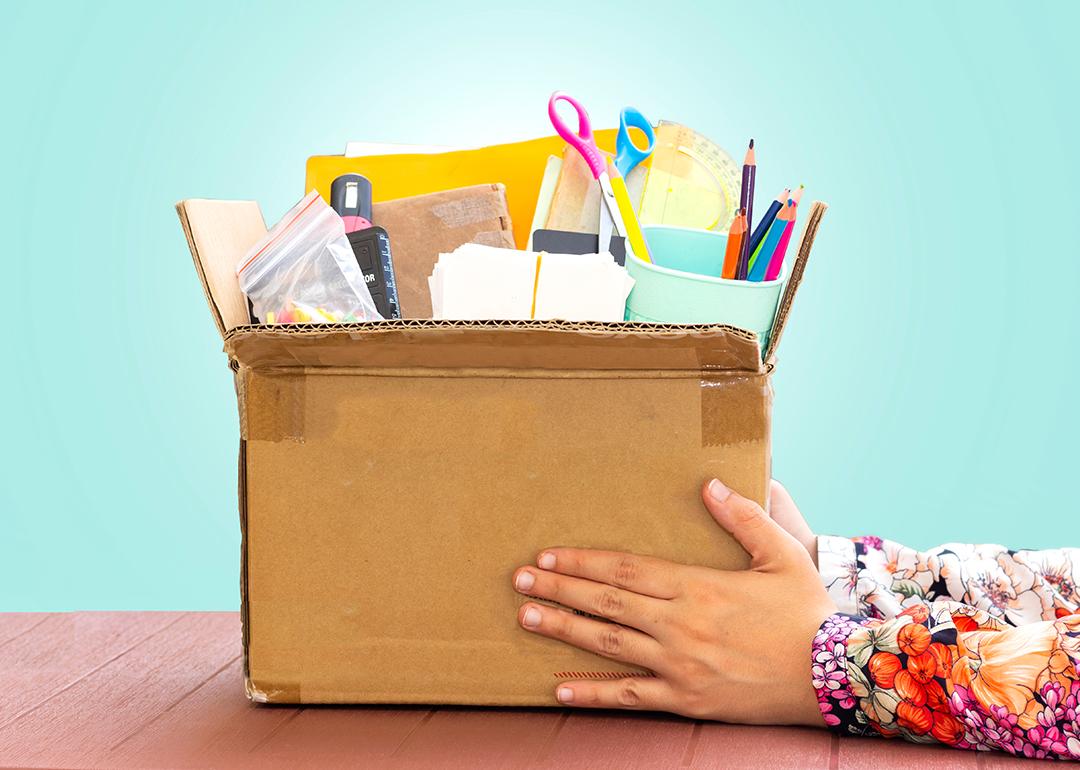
176, 189, 826, 706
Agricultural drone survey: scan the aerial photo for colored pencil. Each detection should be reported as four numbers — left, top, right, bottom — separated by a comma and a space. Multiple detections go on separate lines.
745, 188, 789, 271
764, 198, 798, 281
747, 187, 790, 274
734, 140, 756, 279
790, 184, 804, 207
749, 198, 795, 281
721, 208, 747, 279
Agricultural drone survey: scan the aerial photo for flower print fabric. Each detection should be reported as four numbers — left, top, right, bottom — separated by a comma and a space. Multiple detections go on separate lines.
812, 536, 1080, 760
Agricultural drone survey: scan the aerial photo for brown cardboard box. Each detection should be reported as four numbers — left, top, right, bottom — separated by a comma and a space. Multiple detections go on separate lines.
176, 198, 826, 705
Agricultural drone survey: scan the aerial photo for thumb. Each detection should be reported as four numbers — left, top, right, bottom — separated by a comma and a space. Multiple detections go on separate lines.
769, 480, 818, 563
701, 478, 800, 568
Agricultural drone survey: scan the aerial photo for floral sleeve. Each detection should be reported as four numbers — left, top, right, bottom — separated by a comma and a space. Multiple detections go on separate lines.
817, 535, 1079, 622
811, 536, 1080, 760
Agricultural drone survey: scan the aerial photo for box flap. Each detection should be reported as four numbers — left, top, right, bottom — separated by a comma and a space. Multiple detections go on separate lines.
764, 201, 827, 362
177, 199, 267, 338
224, 319, 765, 374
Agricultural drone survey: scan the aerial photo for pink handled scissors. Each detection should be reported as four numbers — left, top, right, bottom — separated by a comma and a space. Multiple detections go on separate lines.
548, 92, 631, 256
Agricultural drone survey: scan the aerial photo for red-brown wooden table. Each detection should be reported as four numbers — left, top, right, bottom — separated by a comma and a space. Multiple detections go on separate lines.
0, 613, 1034, 768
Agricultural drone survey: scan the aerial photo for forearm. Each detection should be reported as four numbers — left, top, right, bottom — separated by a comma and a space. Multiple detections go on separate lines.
812, 607, 1080, 759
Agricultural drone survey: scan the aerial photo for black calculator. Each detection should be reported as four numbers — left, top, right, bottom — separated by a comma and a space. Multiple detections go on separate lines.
346, 226, 401, 320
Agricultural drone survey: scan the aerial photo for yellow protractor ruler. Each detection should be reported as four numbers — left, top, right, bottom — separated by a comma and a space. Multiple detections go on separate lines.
639, 121, 742, 233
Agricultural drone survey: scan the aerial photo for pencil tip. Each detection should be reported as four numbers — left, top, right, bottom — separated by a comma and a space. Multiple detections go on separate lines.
749, 139, 754, 148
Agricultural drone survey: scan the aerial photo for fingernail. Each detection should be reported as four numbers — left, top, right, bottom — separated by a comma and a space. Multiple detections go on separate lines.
708, 479, 732, 503
556, 687, 574, 703
522, 607, 542, 628
538, 552, 556, 570
515, 570, 535, 592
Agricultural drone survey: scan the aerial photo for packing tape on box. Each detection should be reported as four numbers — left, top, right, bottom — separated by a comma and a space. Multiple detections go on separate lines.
241, 371, 307, 443
245, 674, 302, 704
470, 230, 517, 247
430, 195, 510, 228
699, 374, 771, 447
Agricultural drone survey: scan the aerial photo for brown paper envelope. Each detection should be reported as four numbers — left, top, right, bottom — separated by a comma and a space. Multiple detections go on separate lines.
373, 184, 515, 318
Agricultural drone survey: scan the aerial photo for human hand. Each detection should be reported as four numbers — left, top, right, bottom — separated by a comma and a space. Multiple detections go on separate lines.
512, 479, 837, 725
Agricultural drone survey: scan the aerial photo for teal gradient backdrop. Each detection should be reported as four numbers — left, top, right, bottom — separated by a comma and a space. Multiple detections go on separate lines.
3, 2, 1078, 610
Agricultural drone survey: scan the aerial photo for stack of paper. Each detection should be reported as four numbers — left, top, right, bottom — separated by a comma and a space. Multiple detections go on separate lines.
428, 244, 634, 322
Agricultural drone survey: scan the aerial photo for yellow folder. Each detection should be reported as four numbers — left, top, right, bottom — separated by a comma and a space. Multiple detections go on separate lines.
305, 131, 619, 250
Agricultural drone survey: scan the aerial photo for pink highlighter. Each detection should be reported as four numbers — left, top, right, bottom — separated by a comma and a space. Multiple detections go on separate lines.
330, 174, 374, 233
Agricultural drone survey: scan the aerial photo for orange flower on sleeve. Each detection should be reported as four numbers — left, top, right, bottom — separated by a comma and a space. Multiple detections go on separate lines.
923, 679, 949, 712
893, 669, 927, 705
926, 641, 954, 678
930, 711, 965, 744
868, 652, 902, 688
951, 621, 1061, 728
899, 604, 929, 624
907, 651, 937, 684
897, 623, 931, 656
896, 701, 933, 735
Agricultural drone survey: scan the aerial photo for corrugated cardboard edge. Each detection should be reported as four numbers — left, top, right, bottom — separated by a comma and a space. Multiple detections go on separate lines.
224, 318, 762, 356
764, 201, 827, 363
238, 437, 255, 699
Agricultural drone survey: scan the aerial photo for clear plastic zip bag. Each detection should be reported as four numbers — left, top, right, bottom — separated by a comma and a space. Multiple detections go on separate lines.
236, 191, 382, 324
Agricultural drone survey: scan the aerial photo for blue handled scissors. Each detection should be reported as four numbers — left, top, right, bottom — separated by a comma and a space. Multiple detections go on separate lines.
614, 107, 656, 178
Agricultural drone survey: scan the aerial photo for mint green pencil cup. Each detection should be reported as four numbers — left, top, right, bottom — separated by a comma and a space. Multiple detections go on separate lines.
625, 226, 788, 350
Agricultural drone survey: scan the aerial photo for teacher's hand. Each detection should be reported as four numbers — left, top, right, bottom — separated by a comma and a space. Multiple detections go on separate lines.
512, 479, 835, 725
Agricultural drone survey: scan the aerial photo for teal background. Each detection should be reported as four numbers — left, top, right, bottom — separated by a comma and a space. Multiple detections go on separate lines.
3, 2, 1077, 610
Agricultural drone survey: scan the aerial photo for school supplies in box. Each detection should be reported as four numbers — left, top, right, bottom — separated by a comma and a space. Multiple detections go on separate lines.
330, 174, 373, 232
236, 191, 382, 325
429, 244, 634, 322
759, 198, 798, 282
721, 208, 747, 280
547, 92, 652, 262
735, 141, 757, 280
346, 226, 401, 319
627, 206, 824, 351
329, 172, 401, 318
614, 107, 655, 178
638, 122, 741, 232
748, 187, 803, 282
747, 188, 788, 262
370, 184, 515, 318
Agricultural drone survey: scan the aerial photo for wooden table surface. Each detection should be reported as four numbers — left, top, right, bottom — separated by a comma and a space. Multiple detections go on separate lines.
0, 612, 1036, 769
